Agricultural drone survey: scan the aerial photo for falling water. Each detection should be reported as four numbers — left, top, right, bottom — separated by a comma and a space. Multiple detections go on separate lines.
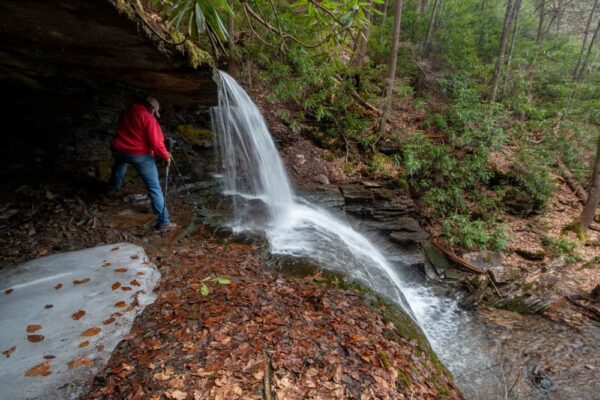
211, 71, 500, 397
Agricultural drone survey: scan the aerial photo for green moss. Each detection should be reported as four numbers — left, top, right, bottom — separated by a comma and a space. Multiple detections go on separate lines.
377, 351, 393, 370
177, 124, 212, 144
396, 369, 411, 390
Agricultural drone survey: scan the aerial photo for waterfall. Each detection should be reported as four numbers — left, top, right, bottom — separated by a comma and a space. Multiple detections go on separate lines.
210, 71, 499, 397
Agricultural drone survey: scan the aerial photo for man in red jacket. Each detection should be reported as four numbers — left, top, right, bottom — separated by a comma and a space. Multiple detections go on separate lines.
108, 97, 176, 230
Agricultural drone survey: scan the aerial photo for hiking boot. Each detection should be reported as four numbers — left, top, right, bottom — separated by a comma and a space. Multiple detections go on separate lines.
156, 222, 178, 232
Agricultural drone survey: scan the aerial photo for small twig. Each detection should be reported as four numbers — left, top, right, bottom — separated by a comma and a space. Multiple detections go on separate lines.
263, 354, 272, 400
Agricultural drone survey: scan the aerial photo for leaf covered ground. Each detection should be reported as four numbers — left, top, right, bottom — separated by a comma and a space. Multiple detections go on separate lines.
80, 226, 461, 400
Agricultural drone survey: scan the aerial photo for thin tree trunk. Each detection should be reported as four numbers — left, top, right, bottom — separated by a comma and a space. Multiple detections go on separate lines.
379, 0, 404, 135
490, 0, 516, 103
421, 0, 441, 56
536, 0, 546, 44
503, 0, 522, 94
353, 0, 373, 68
382, 0, 390, 24
576, 17, 600, 81
580, 133, 600, 230
226, 14, 235, 73
574, 0, 598, 80
417, 0, 428, 13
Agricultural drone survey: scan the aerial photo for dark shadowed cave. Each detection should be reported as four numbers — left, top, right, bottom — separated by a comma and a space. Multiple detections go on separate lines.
0, 0, 217, 196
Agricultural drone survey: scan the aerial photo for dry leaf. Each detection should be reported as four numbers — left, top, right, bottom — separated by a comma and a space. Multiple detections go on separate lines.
73, 278, 91, 285
103, 317, 115, 325
25, 361, 51, 377
68, 357, 93, 369
111, 247, 120, 251
165, 389, 187, 400
43, 355, 55, 360
111, 282, 121, 290
44, 304, 53, 309
121, 286, 132, 291
26, 325, 42, 333
114, 268, 128, 273
3, 346, 16, 358
154, 372, 171, 382
72, 310, 86, 320
101, 262, 112, 268
81, 327, 101, 337
115, 301, 126, 308
4, 288, 14, 295
130, 279, 141, 287
27, 335, 44, 343
54, 283, 63, 290
79, 341, 90, 348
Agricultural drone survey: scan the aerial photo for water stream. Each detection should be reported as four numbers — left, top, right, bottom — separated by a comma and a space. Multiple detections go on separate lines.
210, 71, 507, 397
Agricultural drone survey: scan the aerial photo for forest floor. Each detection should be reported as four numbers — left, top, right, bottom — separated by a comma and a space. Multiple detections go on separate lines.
0, 179, 460, 399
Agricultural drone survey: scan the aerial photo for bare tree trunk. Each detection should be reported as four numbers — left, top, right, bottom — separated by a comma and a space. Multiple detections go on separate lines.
580, 133, 600, 230
352, 0, 373, 68
379, 0, 404, 135
421, 0, 441, 56
226, 14, 236, 73
536, 0, 546, 44
556, 0, 565, 32
574, 0, 598, 80
416, 0, 428, 13
490, 0, 516, 103
576, 17, 600, 81
503, 0, 522, 94
382, 0, 390, 24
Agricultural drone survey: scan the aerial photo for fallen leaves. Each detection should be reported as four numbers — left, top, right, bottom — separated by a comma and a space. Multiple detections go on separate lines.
73, 278, 91, 285
27, 335, 44, 343
103, 317, 115, 325
79, 341, 90, 348
72, 310, 86, 320
80, 242, 461, 400
4, 288, 13, 295
114, 268, 128, 273
25, 361, 51, 377
3, 346, 16, 358
81, 327, 101, 337
54, 283, 63, 290
68, 357, 94, 369
164, 390, 188, 400
114, 301, 126, 308
26, 325, 42, 333
111, 282, 121, 290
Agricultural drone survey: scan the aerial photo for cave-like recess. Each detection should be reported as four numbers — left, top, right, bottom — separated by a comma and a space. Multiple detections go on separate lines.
0, 0, 217, 190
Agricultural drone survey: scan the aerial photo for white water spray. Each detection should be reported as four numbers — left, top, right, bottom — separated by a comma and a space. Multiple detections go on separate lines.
211, 71, 498, 396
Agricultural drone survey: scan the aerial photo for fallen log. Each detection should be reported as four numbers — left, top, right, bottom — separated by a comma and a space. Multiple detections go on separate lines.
556, 158, 587, 205
431, 240, 483, 274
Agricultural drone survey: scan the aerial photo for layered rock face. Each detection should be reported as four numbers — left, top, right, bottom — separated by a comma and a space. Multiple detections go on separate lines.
0, 0, 216, 188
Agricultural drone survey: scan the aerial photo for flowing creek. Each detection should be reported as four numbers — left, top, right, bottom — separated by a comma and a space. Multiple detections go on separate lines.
180, 71, 599, 399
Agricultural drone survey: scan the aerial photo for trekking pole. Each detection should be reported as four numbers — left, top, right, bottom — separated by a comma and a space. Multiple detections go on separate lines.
161, 161, 170, 218
170, 155, 201, 213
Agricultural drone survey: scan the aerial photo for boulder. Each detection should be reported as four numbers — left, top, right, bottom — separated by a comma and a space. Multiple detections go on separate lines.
422, 244, 451, 278
514, 247, 546, 261
463, 250, 502, 270
314, 174, 330, 185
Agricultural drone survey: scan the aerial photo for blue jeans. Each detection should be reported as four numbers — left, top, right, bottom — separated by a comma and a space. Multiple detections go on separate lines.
109, 151, 170, 227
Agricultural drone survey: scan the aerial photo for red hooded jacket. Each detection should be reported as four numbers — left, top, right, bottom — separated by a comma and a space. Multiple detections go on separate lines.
111, 103, 170, 161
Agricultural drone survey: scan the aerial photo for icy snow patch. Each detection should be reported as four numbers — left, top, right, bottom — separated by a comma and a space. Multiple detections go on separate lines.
0, 243, 160, 399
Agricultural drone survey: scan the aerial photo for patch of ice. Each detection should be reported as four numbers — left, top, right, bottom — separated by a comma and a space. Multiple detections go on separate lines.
0, 243, 160, 399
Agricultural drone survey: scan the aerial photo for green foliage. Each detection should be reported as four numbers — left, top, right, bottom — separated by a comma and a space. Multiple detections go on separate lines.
197, 275, 231, 296
542, 236, 581, 264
